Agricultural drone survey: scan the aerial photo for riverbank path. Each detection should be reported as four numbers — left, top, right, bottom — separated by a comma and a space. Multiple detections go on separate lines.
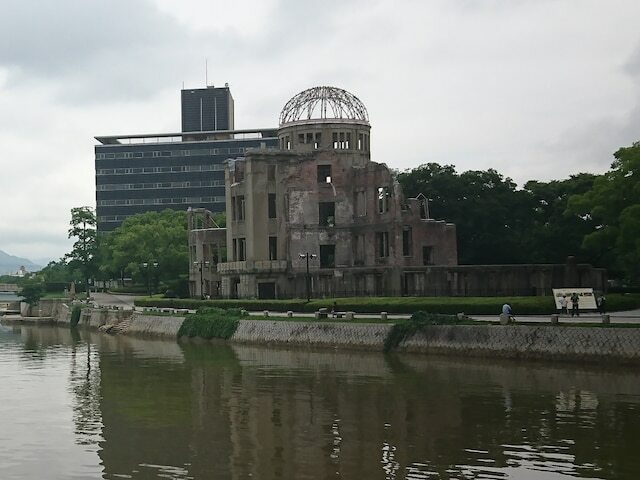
91, 292, 640, 324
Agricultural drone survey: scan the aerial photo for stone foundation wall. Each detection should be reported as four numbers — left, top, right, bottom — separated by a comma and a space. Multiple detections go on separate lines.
41, 306, 640, 363
231, 320, 392, 350
126, 315, 185, 337
398, 325, 640, 363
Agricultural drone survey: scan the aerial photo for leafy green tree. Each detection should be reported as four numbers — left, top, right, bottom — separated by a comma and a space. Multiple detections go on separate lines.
397, 164, 532, 264
212, 211, 226, 228
102, 209, 189, 286
39, 258, 76, 284
67, 207, 98, 294
18, 279, 45, 306
522, 173, 597, 263
567, 142, 640, 282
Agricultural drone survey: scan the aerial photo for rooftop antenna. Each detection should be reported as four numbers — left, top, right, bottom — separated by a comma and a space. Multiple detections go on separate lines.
205, 57, 208, 87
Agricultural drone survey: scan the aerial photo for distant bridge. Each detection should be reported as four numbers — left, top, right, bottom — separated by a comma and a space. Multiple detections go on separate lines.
0, 284, 19, 293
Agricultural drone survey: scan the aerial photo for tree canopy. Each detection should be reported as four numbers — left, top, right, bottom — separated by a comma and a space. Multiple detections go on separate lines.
566, 142, 640, 281
100, 209, 189, 284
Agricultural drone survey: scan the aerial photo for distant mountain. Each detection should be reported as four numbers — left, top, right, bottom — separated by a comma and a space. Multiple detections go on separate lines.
0, 249, 42, 275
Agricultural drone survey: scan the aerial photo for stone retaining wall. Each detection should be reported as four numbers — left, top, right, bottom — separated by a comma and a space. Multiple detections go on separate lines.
231, 320, 392, 350
126, 315, 185, 337
40, 306, 640, 363
398, 325, 640, 363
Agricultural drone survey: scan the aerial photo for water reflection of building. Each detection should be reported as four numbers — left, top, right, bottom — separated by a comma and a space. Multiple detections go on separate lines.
89, 337, 640, 479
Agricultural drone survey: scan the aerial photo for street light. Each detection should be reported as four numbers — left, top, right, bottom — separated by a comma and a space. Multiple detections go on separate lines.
193, 260, 210, 299
142, 261, 159, 296
299, 253, 317, 302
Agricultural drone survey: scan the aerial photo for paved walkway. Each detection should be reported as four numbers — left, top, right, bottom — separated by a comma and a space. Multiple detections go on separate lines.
90, 292, 640, 324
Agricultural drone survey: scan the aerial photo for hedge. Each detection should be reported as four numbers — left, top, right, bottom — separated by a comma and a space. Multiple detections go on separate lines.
177, 307, 247, 340
135, 294, 640, 315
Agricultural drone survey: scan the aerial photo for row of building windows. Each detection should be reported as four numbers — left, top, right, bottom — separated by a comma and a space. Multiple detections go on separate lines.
97, 196, 224, 208
97, 180, 224, 191
96, 164, 226, 176
229, 187, 393, 226
279, 131, 370, 151
227, 234, 434, 267
96, 147, 246, 160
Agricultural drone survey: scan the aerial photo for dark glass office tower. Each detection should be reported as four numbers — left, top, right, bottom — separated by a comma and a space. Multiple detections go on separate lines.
181, 85, 234, 132
94, 83, 276, 232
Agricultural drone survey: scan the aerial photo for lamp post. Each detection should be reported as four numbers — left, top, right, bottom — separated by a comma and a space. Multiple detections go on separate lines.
142, 261, 158, 296
299, 253, 317, 302
193, 260, 210, 299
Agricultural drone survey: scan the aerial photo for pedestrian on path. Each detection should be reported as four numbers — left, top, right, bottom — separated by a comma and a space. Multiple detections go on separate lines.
597, 294, 606, 314
570, 292, 580, 317
559, 295, 568, 316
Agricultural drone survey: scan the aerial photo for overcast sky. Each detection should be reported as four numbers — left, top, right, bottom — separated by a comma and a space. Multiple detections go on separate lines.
1, 0, 639, 263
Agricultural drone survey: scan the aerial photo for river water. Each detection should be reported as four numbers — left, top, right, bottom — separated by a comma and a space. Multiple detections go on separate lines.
0, 325, 639, 479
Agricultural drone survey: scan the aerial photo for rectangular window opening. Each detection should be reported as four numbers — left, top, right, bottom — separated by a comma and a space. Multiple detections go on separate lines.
402, 227, 412, 256
320, 245, 336, 268
237, 196, 245, 221
423, 246, 434, 265
268, 193, 277, 219
319, 202, 335, 226
238, 238, 246, 261
378, 186, 391, 213
376, 231, 389, 258
269, 236, 278, 260
317, 164, 332, 183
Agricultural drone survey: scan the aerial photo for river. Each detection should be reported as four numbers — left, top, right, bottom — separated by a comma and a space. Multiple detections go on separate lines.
0, 292, 20, 302
0, 324, 639, 479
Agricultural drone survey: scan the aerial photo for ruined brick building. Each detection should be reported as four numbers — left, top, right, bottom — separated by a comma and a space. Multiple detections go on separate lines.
188, 86, 458, 299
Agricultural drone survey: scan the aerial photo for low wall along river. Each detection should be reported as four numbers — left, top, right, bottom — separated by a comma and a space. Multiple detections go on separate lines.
5, 299, 640, 364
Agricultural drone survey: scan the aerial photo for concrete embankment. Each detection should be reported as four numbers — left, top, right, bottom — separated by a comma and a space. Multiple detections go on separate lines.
232, 320, 391, 350
5, 300, 640, 364
396, 324, 640, 363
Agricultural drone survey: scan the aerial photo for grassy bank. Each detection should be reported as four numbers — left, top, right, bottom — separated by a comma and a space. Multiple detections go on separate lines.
177, 307, 247, 340
136, 293, 640, 315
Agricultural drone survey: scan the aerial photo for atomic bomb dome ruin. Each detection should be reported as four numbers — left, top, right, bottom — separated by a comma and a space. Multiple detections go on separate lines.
189, 86, 457, 299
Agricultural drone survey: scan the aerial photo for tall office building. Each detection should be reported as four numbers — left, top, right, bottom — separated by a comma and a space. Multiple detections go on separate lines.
95, 85, 277, 232
181, 85, 234, 133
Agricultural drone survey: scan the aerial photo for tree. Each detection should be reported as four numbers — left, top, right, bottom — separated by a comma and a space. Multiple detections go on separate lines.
522, 173, 597, 264
397, 163, 532, 264
67, 207, 98, 295
18, 279, 44, 306
101, 209, 189, 287
567, 142, 640, 282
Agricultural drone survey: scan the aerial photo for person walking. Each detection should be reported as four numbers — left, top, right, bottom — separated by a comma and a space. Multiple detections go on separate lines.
570, 292, 579, 317
559, 295, 568, 316
597, 294, 606, 315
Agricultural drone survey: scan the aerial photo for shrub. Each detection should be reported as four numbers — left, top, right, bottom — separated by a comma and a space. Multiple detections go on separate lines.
177, 307, 248, 340
70, 305, 82, 328
135, 294, 640, 315
383, 311, 469, 353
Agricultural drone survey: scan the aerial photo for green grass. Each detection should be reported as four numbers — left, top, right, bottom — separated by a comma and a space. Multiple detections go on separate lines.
384, 311, 478, 352
42, 292, 69, 299
177, 307, 247, 340
135, 294, 640, 315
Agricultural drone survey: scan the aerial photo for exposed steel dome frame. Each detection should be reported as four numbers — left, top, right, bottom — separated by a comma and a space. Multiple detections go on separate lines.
279, 86, 369, 126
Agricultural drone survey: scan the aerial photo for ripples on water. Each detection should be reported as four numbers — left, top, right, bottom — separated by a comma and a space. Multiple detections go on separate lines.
1, 324, 639, 479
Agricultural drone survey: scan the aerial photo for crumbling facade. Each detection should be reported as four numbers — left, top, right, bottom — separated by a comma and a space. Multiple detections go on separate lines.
187, 208, 226, 297
207, 86, 458, 299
